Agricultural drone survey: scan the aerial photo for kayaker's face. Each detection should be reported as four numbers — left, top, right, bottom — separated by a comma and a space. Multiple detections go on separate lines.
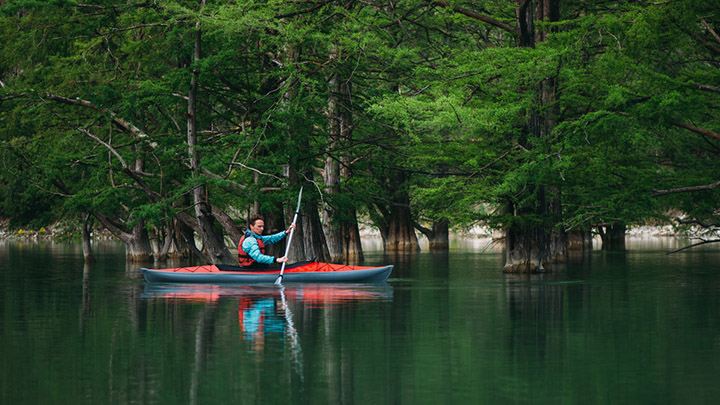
250, 219, 265, 235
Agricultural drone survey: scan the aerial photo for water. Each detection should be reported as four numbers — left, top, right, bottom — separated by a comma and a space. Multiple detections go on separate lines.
1, 238, 719, 404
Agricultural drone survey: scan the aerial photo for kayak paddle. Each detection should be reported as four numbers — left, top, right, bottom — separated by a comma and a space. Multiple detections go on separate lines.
275, 186, 303, 285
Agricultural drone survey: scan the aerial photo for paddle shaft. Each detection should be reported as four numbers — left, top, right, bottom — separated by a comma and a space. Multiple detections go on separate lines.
275, 187, 302, 284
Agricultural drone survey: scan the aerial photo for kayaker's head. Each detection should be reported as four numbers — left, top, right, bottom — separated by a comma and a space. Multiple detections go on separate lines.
248, 214, 265, 235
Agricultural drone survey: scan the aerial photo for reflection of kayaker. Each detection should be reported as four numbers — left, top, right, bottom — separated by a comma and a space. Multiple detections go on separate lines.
237, 296, 288, 353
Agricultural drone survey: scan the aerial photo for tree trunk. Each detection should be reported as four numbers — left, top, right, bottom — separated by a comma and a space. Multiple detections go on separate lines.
385, 188, 420, 253
93, 212, 152, 262
428, 219, 450, 251
341, 204, 364, 263
172, 216, 197, 259
504, 0, 564, 272
415, 219, 450, 251
598, 223, 626, 251
293, 197, 331, 263
323, 152, 344, 261
211, 205, 243, 247
504, 189, 565, 272
125, 222, 153, 262
274, 38, 332, 263
566, 229, 593, 250
323, 57, 361, 262
186, 16, 233, 265
154, 223, 172, 261
259, 205, 288, 259
82, 213, 95, 263
504, 215, 546, 273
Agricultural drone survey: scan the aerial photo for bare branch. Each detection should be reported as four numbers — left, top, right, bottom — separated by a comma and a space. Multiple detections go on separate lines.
700, 19, 720, 45
666, 238, 720, 254
200, 168, 246, 190
44, 93, 157, 147
76, 127, 129, 168
76, 127, 164, 202
652, 180, 720, 197
675, 218, 720, 228
432, 1, 516, 33
102, 23, 168, 36
696, 84, 720, 94
228, 161, 288, 184
1, 93, 28, 102
673, 121, 720, 142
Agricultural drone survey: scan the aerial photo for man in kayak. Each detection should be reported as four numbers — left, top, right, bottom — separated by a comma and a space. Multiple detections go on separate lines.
238, 214, 296, 268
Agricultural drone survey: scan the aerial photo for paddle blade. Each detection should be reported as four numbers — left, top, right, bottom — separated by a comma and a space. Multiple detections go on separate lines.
295, 186, 303, 213
274, 275, 283, 285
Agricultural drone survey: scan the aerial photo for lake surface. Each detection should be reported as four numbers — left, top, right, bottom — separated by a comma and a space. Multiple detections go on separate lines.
1, 238, 719, 404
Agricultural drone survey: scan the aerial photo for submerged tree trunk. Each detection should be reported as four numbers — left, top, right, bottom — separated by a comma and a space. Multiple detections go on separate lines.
370, 172, 420, 253
273, 37, 331, 263
416, 219, 450, 251
294, 196, 331, 263
504, 191, 566, 272
323, 78, 343, 260
323, 57, 363, 263
94, 212, 153, 262
504, 212, 546, 273
172, 217, 197, 259
186, 16, 233, 265
341, 203, 364, 263
598, 223, 626, 251
82, 213, 95, 263
385, 187, 420, 253
323, 150, 344, 261
504, 0, 564, 273
125, 222, 153, 262
566, 229, 593, 250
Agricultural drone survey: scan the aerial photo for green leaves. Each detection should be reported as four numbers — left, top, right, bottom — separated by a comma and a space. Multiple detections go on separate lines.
0, 0, 718, 242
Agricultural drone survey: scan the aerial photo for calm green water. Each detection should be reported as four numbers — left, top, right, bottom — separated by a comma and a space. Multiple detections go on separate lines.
1, 238, 719, 404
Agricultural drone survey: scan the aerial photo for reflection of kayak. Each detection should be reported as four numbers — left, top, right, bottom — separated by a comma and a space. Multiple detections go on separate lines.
141, 283, 394, 304
140, 260, 393, 284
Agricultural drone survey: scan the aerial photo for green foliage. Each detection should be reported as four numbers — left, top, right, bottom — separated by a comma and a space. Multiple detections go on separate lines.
0, 0, 718, 243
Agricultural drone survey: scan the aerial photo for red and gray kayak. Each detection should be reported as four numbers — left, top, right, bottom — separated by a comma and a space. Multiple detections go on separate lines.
140, 260, 393, 284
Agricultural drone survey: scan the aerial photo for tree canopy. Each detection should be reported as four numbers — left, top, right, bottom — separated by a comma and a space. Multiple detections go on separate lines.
1, 0, 718, 268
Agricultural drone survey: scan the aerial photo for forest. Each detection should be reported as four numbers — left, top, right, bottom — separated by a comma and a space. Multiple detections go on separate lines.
0, 0, 718, 272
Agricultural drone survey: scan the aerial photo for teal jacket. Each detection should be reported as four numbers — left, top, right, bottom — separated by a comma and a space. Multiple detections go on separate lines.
241, 229, 288, 265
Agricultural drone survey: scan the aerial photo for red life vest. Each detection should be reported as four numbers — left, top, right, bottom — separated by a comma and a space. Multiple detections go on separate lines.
238, 234, 265, 267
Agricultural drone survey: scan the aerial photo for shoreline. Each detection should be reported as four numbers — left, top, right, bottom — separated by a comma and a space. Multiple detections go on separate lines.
1, 221, 712, 242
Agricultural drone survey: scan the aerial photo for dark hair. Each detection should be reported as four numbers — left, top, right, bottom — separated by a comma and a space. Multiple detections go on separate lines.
248, 214, 264, 227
